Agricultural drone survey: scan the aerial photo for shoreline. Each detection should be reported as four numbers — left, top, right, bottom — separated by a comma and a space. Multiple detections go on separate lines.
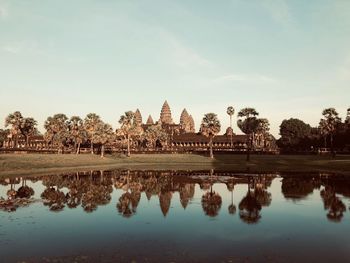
1, 153, 350, 177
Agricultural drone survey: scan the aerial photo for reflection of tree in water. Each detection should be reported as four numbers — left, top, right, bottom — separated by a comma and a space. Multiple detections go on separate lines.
117, 192, 134, 218
82, 171, 112, 213
254, 176, 272, 207
201, 184, 222, 217
0, 178, 35, 212
320, 186, 346, 223
226, 181, 236, 215
17, 179, 35, 199
41, 187, 66, 212
281, 177, 320, 201
239, 187, 262, 224
116, 171, 141, 217
6, 178, 21, 200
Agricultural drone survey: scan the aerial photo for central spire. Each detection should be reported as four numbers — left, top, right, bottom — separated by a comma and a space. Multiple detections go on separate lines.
159, 100, 173, 124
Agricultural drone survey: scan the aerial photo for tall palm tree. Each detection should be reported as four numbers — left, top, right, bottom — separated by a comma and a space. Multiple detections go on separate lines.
320, 108, 341, 156
118, 111, 143, 157
319, 118, 329, 148
68, 116, 87, 154
20, 117, 38, 147
227, 106, 235, 147
5, 111, 23, 147
237, 108, 259, 161
200, 113, 221, 159
44, 114, 69, 153
94, 122, 115, 158
84, 113, 102, 154
226, 106, 235, 129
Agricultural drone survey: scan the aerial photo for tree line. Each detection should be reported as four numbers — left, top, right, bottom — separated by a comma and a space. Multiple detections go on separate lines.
0, 106, 272, 159
278, 107, 350, 154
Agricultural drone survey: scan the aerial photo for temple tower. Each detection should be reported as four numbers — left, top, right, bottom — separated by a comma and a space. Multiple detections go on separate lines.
159, 100, 173, 124
146, 115, 154, 125
180, 108, 191, 132
134, 109, 142, 125
189, 115, 195, 133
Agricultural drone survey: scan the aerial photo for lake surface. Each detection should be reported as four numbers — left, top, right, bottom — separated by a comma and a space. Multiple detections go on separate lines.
1, 170, 350, 262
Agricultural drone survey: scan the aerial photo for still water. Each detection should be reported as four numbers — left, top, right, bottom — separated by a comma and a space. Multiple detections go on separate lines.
1, 170, 350, 263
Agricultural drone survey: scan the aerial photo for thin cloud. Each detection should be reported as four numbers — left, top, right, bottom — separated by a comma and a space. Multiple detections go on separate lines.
261, 0, 293, 27
0, 5, 8, 19
214, 73, 278, 84
158, 29, 213, 70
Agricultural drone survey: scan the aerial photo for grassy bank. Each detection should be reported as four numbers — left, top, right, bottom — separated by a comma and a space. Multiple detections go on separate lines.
1, 153, 350, 177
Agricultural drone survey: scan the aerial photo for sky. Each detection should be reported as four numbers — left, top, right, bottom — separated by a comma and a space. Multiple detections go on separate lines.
0, 0, 349, 137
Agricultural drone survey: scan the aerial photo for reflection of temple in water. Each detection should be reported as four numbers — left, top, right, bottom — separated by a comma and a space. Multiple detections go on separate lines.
1, 171, 349, 223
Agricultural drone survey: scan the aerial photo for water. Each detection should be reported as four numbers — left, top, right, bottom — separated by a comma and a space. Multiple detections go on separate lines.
0, 170, 350, 262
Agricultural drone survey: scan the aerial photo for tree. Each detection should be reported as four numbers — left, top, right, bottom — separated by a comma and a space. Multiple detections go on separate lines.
93, 122, 115, 158
226, 106, 235, 129
20, 117, 38, 146
143, 124, 168, 150
0, 129, 10, 148
84, 113, 102, 154
345, 108, 350, 126
319, 118, 329, 148
68, 116, 87, 154
200, 113, 221, 159
279, 119, 312, 148
44, 114, 69, 153
227, 106, 235, 147
5, 111, 23, 147
237, 108, 259, 161
320, 108, 341, 155
118, 111, 143, 157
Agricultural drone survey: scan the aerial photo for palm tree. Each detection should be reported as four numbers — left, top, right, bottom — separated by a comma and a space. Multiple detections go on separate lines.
84, 113, 102, 154
118, 111, 143, 157
226, 106, 235, 128
320, 108, 341, 156
20, 117, 38, 147
68, 116, 87, 154
200, 113, 221, 159
94, 122, 115, 158
44, 114, 69, 153
319, 118, 329, 148
237, 108, 259, 161
227, 106, 235, 147
5, 111, 23, 147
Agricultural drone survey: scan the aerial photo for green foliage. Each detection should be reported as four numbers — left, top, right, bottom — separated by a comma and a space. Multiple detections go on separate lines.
93, 122, 115, 145
0, 129, 10, 147
237, 108, 259, 135
226, 106, 235, 116
143, 124, 168, 149
279, 118, 312, 146
44, 114, 69, 150
68, 116, 87, 152
200, 113, 221, 137
5, 111, 38, 146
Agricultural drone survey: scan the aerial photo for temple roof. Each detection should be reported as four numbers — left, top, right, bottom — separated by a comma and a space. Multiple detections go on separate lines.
146, 115, 154, 125
134, 109, 142, 125
159, 100, 173, 124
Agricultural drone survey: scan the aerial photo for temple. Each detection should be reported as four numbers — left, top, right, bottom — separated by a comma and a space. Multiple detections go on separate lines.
1, 100, 278, 154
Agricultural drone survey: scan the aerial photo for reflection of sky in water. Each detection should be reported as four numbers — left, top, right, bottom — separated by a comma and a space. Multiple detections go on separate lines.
0, 172, 350, 262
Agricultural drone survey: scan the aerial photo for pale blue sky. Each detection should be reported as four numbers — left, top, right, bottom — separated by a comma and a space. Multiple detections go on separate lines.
0, 0, 349, 137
